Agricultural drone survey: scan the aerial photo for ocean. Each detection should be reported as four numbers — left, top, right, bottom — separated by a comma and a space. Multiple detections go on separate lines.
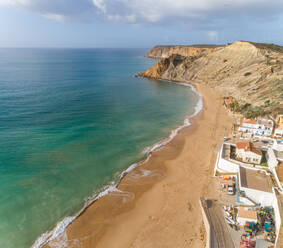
0, 48, 200, 248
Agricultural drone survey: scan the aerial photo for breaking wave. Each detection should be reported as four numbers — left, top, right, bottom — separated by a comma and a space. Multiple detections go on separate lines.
31, 82, 203, 248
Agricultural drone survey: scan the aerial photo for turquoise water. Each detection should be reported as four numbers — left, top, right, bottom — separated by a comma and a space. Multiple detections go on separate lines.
0, 48, 199, 248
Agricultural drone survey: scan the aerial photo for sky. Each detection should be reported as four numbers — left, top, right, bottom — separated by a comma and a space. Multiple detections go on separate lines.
0, 0, 283, 48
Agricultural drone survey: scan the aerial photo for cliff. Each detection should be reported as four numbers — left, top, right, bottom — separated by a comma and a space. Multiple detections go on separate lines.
145, 45, 223, 58
139, 41, 283, 116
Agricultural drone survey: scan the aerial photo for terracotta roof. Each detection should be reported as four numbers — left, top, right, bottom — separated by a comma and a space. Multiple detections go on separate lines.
236, 141, 250, 150
242, 118, 257, 125
242, 118, 273, 127
257, 118, 273, 127
238, 207, 257, 220
250, 145, 262, 156
236, 142, 262, 156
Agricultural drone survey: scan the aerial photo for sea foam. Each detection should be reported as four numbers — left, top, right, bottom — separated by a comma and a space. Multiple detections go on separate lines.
142, 82, 203, 156
32, 82, 203, 248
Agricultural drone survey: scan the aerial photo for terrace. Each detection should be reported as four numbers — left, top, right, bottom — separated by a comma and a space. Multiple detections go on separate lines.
239, 167, 273, 193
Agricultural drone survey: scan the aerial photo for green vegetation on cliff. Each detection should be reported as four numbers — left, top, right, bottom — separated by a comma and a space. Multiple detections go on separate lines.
139, 41, 283, 117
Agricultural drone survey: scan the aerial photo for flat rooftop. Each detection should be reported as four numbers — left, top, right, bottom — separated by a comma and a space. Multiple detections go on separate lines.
239, 167, 273, 193
238, 207, 257, 220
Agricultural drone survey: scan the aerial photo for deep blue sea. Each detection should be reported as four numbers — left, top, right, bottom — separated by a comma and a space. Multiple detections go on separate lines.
0, 48, 199, 248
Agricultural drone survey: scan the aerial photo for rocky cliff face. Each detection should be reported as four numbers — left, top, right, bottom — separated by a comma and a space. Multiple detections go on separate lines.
145, 45, 222, 58
139, 41, 283, 116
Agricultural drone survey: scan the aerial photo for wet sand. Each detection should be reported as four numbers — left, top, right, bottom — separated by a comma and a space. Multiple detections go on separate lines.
45, 84, 234, 248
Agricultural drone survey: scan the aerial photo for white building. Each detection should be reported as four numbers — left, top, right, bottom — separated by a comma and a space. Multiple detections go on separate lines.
272, 140, 283, 152
237, 207, 257, 225
238, 167, 274, 206
238, 118, 274, 136
257, 119, 274, 136
274, 126, 283, 137
214, 143, 239, 174
266, 147, 283, 191
238, 118, 257, 132
236, 141, 262, 165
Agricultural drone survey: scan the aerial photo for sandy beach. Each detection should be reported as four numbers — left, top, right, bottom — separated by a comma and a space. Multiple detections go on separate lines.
45, 83, 234, 248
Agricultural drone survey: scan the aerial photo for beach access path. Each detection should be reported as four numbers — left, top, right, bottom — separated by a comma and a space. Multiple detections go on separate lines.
201, 199, 235, 248
45, 84, 234, 248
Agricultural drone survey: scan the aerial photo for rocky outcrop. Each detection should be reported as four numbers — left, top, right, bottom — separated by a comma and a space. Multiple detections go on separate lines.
145, 45, 223, 59
139, 41, 283, 116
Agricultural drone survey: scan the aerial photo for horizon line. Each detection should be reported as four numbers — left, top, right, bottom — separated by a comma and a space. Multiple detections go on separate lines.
0, 46, 153, 49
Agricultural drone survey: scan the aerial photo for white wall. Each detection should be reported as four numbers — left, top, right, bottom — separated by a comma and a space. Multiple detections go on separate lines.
272, 190, 282, 246
267, 148, 279, 169
215, 143, 264, 174
239, 196, 255, 205
239, 124, 273, 136
238, 216, 257, 226
238, 167, 274, 206
273, 140, 283, 152
239, 186, 274, 206
274, 129, 283, 137
236, 149, 262, 164
270, 168, 283, 191
242, 123, 258, 129
199, 199, 211, 248
217, 157, 239, 173
215, 144, 239, 173
238, 126, 256, 134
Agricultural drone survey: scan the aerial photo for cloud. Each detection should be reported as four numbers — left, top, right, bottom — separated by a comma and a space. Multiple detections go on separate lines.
0, 0, 30, 5
42, 13, 65, 22
0, 0, 95, 21
1, 0, 283, 24
92, 0, 283, 24
92, 0, 106, 13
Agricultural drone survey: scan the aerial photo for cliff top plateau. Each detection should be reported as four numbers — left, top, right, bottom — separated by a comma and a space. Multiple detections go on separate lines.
139, 41, 283, 117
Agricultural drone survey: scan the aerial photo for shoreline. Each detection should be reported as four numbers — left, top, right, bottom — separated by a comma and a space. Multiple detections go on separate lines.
41, 82, 234, 248
32, 82, 203, 248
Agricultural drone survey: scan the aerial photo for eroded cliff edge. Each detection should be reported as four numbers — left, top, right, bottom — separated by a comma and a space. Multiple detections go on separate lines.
145, 45, 223, 58
139, 41, 283, 116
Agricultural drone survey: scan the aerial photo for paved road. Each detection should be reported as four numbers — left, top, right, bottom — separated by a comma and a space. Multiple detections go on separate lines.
203, 199, 235, 248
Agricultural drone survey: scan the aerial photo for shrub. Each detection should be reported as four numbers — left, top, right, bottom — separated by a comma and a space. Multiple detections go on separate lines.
264, 100, 270, 106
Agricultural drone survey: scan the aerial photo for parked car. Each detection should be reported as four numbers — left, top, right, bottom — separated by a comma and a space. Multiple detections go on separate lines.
227, 183, 235, 195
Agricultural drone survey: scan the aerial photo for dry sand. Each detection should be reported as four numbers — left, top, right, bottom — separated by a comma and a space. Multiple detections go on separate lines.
45, 84, 234, 248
